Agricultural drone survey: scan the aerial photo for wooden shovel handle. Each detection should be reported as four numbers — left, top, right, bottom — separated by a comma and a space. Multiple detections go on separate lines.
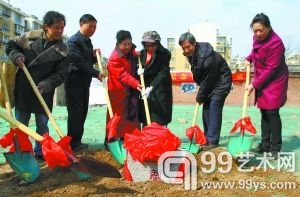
21, 63, 64, 138
0, 110, 44, 141
138, 57, 151, 126
242, 64, 251, 118
191, 102, 200, 126
96, 51, 113, 118
0, 63, 13, 118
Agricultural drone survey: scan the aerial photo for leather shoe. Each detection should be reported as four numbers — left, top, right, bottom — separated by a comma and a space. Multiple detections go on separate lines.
71, 142, 88, 152
202, 143, 218, 151
271, 152, 279, 160
251, 143, 270, 154
35, 154, 45, 161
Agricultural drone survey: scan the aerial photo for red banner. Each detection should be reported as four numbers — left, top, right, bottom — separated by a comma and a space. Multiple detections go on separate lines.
171, 71, 246, 83
171, 72, 194, 83
232, 72, 246, 82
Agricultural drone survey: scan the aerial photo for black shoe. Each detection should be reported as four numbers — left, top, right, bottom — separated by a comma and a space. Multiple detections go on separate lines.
202, 143, 218, 151
35, 154, 45, 161
17, 180, 31, 186
252, 143, 270, 154
71, 142, 88, 152
271, 152, 279, 160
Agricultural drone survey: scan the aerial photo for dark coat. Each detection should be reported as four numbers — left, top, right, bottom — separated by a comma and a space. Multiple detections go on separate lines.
187, 42, 232, 103
139, 44, 173, 125
6, 29, 69, 113
246, 29, 288, 109
65, 31, 99, 87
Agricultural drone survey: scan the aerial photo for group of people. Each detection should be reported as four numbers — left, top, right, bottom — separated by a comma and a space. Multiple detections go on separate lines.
4, 10, 288, 184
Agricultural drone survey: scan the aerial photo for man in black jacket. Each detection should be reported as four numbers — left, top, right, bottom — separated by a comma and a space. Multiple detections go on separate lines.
179, 32, 232, 150
6, 10, 68, 185
6, 11, 68, 157
65, 14, 104, 151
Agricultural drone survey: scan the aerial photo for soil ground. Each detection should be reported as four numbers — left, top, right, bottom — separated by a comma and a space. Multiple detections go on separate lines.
0, 148, 300, 197
1, 83, 300, 196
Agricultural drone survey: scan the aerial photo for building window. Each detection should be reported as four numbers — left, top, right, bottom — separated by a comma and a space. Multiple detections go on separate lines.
14, 14, 22, 25
2, 34, 10, 44
217, 37, 226, 43
15, 24, 24, 35
3, 20, 10, 31
2, 7, 11, 17
33, 21, 41, 30
167, 38, 175, 44
216, 46, 224, 52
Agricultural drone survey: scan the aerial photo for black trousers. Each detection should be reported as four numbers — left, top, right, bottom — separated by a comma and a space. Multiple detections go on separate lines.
260, 109, 282, 153
65, 84, 89, 145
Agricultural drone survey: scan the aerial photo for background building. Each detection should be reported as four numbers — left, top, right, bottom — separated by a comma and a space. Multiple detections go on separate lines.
0, 0, 42, 61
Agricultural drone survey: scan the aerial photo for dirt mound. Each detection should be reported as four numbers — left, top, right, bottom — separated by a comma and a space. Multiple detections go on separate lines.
0, 148, 299, 196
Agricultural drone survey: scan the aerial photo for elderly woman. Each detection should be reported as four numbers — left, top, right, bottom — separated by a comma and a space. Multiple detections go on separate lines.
105, 30, 142, 145
138, 31, 173, 127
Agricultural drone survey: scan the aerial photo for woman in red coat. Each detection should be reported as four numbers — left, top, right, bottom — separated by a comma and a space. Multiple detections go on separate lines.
105, 30, 142, 145
246, 13, 289, 159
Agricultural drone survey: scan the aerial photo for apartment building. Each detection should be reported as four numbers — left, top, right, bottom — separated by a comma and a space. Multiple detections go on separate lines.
0, 0, 42, 61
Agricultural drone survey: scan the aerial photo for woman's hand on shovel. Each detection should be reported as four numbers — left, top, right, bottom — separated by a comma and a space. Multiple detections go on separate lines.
246, 84, 254, 95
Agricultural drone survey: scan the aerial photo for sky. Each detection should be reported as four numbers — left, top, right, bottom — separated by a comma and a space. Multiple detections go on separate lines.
7, 0, 300, 57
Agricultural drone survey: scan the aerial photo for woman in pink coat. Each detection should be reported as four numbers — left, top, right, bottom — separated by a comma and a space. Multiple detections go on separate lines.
105, 30, 142, 146
246, 13, 288, 160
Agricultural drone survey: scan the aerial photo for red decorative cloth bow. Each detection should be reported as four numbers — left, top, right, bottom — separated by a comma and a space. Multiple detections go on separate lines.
230, 116, 256, 134
186, 125, 207, 145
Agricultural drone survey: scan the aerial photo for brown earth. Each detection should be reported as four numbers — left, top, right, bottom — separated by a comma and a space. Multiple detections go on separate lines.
0, 148, 299, 197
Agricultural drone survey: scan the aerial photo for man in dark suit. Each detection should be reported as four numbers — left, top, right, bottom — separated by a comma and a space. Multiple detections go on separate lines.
65, 14, 104, 151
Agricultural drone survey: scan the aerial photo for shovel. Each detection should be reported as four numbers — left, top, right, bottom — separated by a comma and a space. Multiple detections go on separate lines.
138, 57, 151, 126
180, 103, 206, 153
20, 63, 98, 178
0, 62, 40, 183
0, 110, 121, 178
227, 64, 256, 156
96, 51, 126, 165
20, 62, 64, 138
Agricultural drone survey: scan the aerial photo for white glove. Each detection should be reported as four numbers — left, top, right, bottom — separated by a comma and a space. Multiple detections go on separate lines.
142, 86, 153, 99
137, 67, 144, 75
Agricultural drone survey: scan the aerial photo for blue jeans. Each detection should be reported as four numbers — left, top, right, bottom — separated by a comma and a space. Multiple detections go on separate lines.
15, 108, 49, 156
202, 94, 227, 145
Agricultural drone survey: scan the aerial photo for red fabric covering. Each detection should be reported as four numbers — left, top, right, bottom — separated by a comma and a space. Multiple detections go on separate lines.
41, 133, 72, 168
106, 114, 122, 141
124, 122, 181, 163
230, 116, 256, 134
0, 128, 33, 152
0, 129, 14, 149
186, 125, 207, 145
57, 136, 73, 155
123, 159, 133, 181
